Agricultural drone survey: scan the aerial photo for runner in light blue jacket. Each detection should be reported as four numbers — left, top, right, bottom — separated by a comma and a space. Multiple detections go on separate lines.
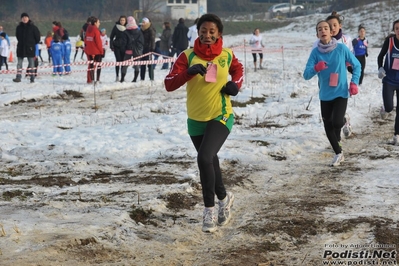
303, 20, 360, 167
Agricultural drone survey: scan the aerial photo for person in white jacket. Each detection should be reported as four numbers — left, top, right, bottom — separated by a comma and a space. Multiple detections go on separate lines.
100, 28, 109, 58
249, 28, 264, 71
187, 18, 199, 48
0, 32, 9, 71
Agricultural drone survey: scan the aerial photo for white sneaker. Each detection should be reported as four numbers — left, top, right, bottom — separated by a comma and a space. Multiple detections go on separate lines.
202, 208, 217, 233
218, 192, 234, 226
342, 113, 352, 137
330, 153, 344, 166
115, 77, 119, 82
380, 107, 389, 120
392, 135, 398, 145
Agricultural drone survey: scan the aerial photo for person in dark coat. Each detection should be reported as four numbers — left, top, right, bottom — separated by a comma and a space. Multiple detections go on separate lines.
159, 21, 172, 70
109, 15, 127, 82
13, 12, 40, 83
120, 16, 144, 83
140, 17, 156, 81
172, 18, 189, 56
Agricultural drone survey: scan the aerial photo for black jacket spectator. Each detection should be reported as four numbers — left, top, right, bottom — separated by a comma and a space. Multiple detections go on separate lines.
16, 16, 40, 58
172, 18, 189, 52
141, 19, 156, 53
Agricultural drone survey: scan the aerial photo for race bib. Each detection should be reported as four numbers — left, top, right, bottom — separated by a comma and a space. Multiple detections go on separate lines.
329, 73, 338, 87
205, 63, 217, 83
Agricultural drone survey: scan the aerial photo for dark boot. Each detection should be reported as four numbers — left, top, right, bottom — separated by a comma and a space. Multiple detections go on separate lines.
132, 70, 139, 82
120, 73, 126, 83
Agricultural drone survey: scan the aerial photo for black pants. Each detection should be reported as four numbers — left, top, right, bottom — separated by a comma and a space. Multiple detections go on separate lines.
113, 48, 125, 78
87, 54, 102, 82
251, 52, 263, 62
382, 82, 399, 135
121, 53, 140, 82
190, 120, 229, 207
356, 55, 366, 85
74, 47, 84, 62
0, 56, 8, 70
140, 53, 154, 81
320, 97, 348, 154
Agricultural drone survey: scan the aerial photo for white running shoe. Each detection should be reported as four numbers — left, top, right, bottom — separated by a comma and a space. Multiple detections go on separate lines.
218, 192, 235, 226
380, 107, 389, 120
392, 135, 398, 145
330, 153, 344, 167
202, 208, 217, 233
342, 113, 352, 137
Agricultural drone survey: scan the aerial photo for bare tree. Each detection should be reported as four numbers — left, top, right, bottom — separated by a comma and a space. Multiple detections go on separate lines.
140, 0, 164, 19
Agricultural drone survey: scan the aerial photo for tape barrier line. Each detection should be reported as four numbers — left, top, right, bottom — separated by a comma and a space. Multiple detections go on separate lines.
0, 52, 176, 76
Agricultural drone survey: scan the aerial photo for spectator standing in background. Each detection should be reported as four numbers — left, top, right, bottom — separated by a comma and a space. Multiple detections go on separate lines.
33, 43, 39, 77
0, 32, 9, 71
159, 21, 172, 70
152, 37, 161, 70
52, 21, 68, 39
74, 34, 84, 62
38, 40, 45, 64
140, 17, 156, 81
172, 18, 189, 56
120, 16, 144, 83
45, 31, 53, 63
50, 34, 64, 76
100, 28, 109, 58
62, 34, 72, 74
187, 18, 199, 48
0, 26, 11, 46
84, 16, 103, 84
13, 12, 40, 83
109, 15, 127, 82
80, 16, 93, 42
249, 28, 264, 71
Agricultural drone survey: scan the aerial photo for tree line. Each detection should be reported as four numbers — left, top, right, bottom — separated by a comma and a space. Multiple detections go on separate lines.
0, 0, 387, 22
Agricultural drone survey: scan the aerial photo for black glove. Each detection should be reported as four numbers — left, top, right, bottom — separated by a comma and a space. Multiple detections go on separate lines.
187, 64, 207, 76
221, 81, 239, 96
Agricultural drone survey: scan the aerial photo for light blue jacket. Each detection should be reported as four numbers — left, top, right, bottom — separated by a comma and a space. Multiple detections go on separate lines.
303, 42, 360, 101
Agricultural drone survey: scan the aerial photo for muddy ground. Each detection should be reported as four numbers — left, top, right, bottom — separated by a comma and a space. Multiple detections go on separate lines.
0, 77, 398, 266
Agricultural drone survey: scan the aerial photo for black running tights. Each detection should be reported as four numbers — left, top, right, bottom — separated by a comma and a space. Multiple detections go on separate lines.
190, 120, 229, 207
320, 97, 348, 154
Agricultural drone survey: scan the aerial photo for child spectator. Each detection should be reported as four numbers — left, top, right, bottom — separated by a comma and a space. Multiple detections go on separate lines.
100, 28, 109, 58
45, 31, 53, 63
38, 40, 44, 64
152, 37, 160, 70
74, 35, 84, 62
62, 34, 72, 74
0, 32, 9, 71
249, 28, 264, 71
50, 34, 64, 76
33, 43, 39, 77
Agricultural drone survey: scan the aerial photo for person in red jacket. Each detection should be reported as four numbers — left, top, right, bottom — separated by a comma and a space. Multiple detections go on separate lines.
164, 14, 244, 233
84, 16, 103, 84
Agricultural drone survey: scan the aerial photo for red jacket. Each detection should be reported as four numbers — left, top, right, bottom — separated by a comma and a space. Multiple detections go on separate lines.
84, 24, 103, 56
